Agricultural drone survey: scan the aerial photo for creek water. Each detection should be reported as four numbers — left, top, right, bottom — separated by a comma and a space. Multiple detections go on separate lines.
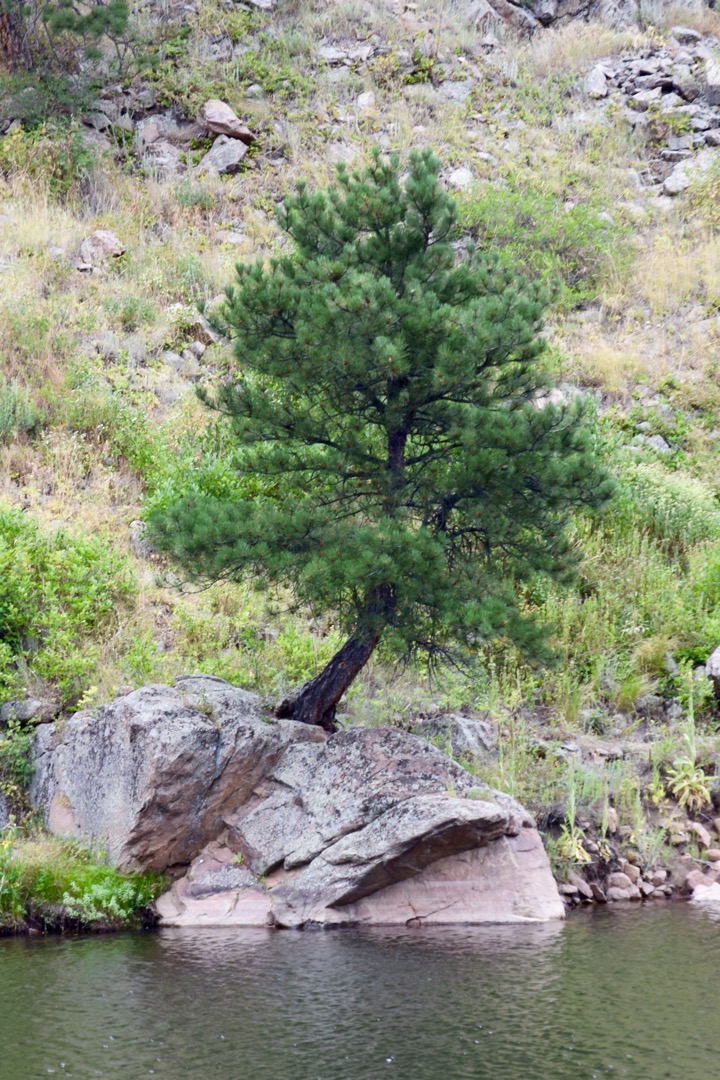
0, 905, 717, 1080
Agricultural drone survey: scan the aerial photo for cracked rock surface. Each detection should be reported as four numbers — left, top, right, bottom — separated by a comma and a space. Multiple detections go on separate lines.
31, 676, 563, 927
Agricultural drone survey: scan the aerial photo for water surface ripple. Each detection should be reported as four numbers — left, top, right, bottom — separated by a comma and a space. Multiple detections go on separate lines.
0, 906, 717, 1079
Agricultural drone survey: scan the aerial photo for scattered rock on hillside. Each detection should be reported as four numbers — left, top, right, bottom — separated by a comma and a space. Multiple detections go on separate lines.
0, 698, 58, 726
30, 676, 563, 927
663, 149, 718, 195
143, 139, 183, 180
414, 714, 497, 763
705, 642, 720, 693
197, 135, 249, 175
687, 820, 713, 849
704, 57, 720, 106
201, 100, 256, 144
585, 65, 609, 98
447, 166, 474, 189
76, 230, 125, 270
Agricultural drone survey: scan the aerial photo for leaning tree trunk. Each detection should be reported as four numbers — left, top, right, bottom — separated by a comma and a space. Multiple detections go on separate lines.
275, 628, 380, 732
275, 585, 394, 731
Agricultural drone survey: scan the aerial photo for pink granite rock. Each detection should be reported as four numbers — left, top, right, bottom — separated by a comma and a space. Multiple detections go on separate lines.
31, 677, 564, 927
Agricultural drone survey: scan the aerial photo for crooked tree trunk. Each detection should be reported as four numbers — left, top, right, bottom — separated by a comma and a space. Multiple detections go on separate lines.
275, 585, 394, 731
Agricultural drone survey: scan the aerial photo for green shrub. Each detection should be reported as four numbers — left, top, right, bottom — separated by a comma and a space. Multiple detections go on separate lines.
0, 122, 96, 199
0, 377, 42, 442
459, 179, 624, 307
0, 720, 33, 813
0, 0, 132, 124
0, 831, 163, 930
0, 508, 136, 704
615, 461, 720, 553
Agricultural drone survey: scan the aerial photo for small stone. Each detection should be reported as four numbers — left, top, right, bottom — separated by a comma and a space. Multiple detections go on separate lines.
659, 92, 685, 112
318, 45, 348, 64
128, 521, 157, 561
560, 882, 579, 897
668, 134, 694, 151
650, 869, 667, 886
356, 91, 376, 112
78, 230, 124, 267
671, 26, 702, 45
627, 88, 662, 111
648, 434, 672, 453
84, 110, 112, 131
0, 699, 57, 725
607, 871, 634, 890
705, 644, 720, 686
197, 135, 248, 175
590, 882, 607, 903
201, 100, 255, 144
569, 872, 594, 900
684, 869, 708, 892
440, 81, 474, 103
706, 849, 720, 862
607, 886, 631, 901
639, 880, 655, 897
688, 821, 713, 849
138, 120, 161, 146
621, 861, 641, 885
690, 881, 720, 905
143, 140, 182, 180
327, 142, 357, 165
704, 58, 720, 106
447, 167, 474, 189
585, 66, 608, 99
606, 807, 618, 834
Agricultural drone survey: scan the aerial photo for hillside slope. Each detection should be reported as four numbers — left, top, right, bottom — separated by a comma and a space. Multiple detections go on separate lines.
2, 0, 720, 893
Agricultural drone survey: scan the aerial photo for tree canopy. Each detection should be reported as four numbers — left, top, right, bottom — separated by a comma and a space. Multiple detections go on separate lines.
148, 149, 613, 729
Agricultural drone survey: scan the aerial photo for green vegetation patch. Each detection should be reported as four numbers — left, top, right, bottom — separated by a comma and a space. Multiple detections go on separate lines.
458, 178, 625, 308
0, 508, 136, 705
0, 829, 163, 932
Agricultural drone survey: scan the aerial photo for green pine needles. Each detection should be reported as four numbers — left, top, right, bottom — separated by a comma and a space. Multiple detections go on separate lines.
148, 149, 612, 729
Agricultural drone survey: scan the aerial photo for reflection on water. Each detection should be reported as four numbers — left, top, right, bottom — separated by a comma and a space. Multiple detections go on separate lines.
0, 907, 717, 1079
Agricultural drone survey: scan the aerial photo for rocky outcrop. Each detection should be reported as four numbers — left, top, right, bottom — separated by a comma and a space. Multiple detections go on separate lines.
469, 0, 643, 31
30, 676, 325, 872
30, 676, 563, 928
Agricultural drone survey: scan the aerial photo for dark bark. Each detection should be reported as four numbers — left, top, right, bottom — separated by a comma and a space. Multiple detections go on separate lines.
275, 584, 395, 731
275, 629, 380, 731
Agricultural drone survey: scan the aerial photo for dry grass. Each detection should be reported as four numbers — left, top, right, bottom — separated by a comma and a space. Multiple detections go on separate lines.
520, 22, 650, 78
644, 1, 720, 35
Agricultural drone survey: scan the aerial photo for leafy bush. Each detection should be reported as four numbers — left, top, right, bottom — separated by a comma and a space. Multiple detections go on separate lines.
615, 461, 720, 553
0, 0, 132, 123
0, 377, 42, 442
0, 720, 33, 813
459, 178, 624, 307
0, 508, 136, 704
0, 830, 163, 929
0, 122, 96, 199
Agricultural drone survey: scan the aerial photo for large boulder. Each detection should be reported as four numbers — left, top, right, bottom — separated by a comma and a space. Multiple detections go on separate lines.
31, 677, 563, 927
30, 676, 324, 871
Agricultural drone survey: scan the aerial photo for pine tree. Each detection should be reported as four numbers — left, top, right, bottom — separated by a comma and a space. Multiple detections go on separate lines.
149, 149, 613, 730
0, 0, 130, 117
